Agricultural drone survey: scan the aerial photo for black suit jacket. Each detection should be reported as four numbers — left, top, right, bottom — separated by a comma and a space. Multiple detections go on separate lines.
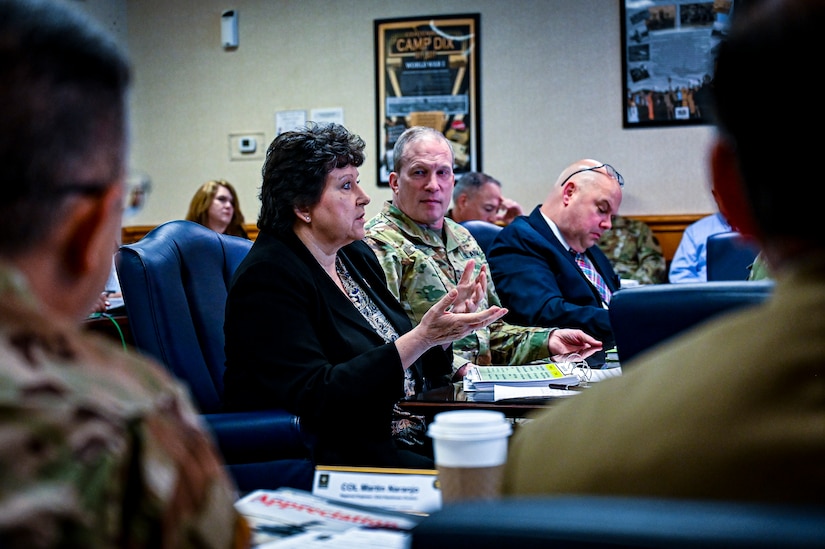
223, 229, 451, 466
487, 206, 620, 348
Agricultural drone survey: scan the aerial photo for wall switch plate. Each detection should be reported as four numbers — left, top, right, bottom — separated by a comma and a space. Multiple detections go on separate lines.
228, 132, 265, 161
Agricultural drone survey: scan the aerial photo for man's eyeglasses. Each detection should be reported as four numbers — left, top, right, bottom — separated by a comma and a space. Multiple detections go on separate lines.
54, 172, 152, 217
560, 163, 624, 187
55, 183, 109, 198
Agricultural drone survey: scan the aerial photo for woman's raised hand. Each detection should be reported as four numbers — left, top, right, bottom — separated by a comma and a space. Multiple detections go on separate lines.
418, 286, 507, 348
449, 260, 487, 314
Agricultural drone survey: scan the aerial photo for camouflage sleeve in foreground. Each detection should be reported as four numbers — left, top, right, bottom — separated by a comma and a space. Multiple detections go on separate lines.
0, 278, 250, 549
364, 202, 551, 372
598, 216, 667, 284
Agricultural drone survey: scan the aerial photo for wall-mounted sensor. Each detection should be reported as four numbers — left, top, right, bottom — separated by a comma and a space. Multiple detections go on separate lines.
221, 10, 238, 49
238, 136, 256, 153
229, 132, 264, 161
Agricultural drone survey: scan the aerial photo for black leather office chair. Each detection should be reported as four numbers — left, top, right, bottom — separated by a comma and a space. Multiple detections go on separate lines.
706, 231, 761, 281
460, 219, 503, 254
116, 220, 314, 493
411, 496, 825, 548
609, 280, 774, 365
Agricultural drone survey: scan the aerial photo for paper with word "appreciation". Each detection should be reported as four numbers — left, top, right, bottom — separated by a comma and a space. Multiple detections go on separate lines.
236, 487, 422, 547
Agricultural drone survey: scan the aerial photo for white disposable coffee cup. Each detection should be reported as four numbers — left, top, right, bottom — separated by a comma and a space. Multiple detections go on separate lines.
427, 410, 513, 504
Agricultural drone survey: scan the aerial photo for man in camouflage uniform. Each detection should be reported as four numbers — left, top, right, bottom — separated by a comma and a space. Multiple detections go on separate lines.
0, 1, 249, 547
364, 126, 601, 380
597, 215, 667, 285
447, 171, 523, 226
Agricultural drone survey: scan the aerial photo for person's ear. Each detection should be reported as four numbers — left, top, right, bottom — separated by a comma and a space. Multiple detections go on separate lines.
388, 172, 400, 194
561, 180, 576, 206
62, 185, 120, 279
294, 206, 310, 223
710, 137, 759, 237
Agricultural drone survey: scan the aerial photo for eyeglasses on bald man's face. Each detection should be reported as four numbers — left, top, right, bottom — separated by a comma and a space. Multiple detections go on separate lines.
560, 163, 624, 188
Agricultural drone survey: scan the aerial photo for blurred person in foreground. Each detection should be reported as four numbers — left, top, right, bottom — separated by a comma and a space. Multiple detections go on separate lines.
486, 159, 623, 350
447, 171, 523, 226
222, 123, 506, 467
0, 0, 250, 546
598, 214, 667, 285
186, 179, 249, 238
503, 0, 825, 504
364, 126, 602, 381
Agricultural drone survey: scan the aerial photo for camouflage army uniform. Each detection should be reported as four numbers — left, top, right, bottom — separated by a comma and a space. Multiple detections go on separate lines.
0, 264, 250, 549
748, 251, 771, 281
597, 215, 667, 284
364, 202, 553, 376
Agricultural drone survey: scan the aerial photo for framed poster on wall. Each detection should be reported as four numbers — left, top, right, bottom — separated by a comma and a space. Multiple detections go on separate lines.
374, 14, 481, 185
621, 0, 735, 128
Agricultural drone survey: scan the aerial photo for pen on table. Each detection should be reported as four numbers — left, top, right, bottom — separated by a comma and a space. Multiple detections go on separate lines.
548, 383, 574, 390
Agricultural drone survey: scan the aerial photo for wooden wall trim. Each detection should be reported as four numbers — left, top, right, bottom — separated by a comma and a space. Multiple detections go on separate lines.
121, 214, 709, 262
121, 223, 259, 244
121, 225, 156, 245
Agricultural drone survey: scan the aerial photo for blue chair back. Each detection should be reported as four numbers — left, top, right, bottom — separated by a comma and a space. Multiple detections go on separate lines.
609, 280, 774, 365
116, 220, 248, 412
706, 231, 760, 281
460, 219, 503, 253
412, 496, 825, 548
116, 220, 314, 492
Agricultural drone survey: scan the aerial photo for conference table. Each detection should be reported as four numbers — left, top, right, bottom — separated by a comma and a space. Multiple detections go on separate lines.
83, 313, 133, 348
398, 364, 622, 420
399, 383, 573, 420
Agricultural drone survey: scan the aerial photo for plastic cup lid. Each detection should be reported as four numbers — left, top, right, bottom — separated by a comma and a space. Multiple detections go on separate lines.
427, 410, 512, 441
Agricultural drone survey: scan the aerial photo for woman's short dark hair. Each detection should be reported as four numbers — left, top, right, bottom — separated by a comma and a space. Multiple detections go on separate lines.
258, 122, 366, 234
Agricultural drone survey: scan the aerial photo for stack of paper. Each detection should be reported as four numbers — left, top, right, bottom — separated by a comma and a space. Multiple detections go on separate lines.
464, 363, 581, 392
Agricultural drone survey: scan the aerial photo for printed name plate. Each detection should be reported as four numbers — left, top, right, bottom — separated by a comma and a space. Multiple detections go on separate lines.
312, 465, 441, 514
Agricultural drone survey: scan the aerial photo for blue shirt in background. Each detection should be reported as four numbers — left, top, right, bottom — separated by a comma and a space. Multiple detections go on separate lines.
668, 212, 731, 283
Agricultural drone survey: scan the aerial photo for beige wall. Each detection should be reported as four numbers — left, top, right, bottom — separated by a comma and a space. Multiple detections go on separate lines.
80, 0, 717, 227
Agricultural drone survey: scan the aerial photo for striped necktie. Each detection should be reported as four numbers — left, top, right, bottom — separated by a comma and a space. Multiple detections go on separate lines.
573, 250, 612, 305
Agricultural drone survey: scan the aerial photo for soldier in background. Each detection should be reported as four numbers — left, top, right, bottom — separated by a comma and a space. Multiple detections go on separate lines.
747, 251, 771, 281
447, 171, 524, 227
598, 214, 667, 285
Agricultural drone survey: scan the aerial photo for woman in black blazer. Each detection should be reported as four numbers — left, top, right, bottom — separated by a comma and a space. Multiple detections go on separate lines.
222, 123, 505, 469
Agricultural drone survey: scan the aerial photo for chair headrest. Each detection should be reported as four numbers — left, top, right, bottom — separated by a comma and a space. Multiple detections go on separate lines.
459, 220, 503, 252
609, 280, 774, 365
116, 220, 253, 412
